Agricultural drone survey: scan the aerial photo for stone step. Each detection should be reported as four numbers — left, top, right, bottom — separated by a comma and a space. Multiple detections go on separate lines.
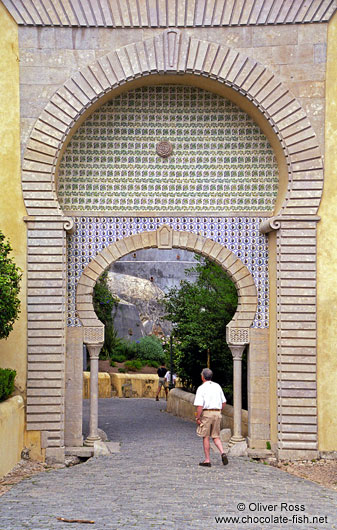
247, 448, 274, 459
65, 446, 94, 458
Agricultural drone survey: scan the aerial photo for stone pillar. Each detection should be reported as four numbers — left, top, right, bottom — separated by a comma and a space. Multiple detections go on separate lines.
228, 344, 246, 446
84, 343, 103, 447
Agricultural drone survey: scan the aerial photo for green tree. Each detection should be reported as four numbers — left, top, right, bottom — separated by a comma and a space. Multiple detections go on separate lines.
164, 256, 238, 401
93, 271, 119, 359
0, 231, 21, 340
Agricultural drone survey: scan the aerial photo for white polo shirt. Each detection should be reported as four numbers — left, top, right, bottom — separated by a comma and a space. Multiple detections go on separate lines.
194, 381, 226, 410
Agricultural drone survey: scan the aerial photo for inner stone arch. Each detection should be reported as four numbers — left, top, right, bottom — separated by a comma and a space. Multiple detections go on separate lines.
76, 228, 258, 339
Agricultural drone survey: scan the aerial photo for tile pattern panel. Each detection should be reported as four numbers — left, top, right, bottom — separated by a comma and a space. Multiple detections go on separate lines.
67, 216, 269, 328
58, 86, 278, 213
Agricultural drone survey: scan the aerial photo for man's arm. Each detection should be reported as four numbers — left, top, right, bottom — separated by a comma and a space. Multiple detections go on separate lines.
221, 401, 226, 410
195, 405, 203, 423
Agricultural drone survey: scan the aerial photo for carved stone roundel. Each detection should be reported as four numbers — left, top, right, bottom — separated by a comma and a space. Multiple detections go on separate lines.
156, 141, 173, 158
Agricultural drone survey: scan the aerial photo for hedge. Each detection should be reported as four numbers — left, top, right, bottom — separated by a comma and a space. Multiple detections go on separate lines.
0, 368, 16, 402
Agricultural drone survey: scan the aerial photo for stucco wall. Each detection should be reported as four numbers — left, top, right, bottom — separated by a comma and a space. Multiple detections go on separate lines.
0, 396, 24, 477
317, 11, 337, 452
0, 3, 27, 394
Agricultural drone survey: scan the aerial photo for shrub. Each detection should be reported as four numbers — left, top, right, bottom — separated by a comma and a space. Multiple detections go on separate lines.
143, 359, 160, 368
0, 368, 16, 401
124, 359, 143, 372
0, 232, 21, 340
118, 368, 126, 373
113, 339, 138, 360
93, 271, 120, 359
136, 336, 165, 363
110, 353, 127, 363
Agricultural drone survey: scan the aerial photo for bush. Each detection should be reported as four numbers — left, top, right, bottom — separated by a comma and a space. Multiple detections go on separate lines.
93, 271, 120, 359
113, 339, 138, 360
136, 336, 165, 363
0, 368, 16, 402
143, 359, 160, 368
110, 353, 127, 363
124, 360, 143, 372
0, 232, 21, 340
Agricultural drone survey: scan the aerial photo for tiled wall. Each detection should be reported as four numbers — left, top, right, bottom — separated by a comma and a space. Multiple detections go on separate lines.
58, 85, 278, 213
67, 216, 269, 328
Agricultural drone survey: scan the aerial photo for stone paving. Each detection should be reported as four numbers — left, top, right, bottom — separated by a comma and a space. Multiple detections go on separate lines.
1, 398, 337, 530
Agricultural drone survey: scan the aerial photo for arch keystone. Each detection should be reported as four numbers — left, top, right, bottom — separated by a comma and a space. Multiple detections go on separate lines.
157, 225, 173, 248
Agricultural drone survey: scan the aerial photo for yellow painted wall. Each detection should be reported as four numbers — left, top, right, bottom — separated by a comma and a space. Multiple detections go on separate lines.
0, 4, 27, 394
0, 396, 24, 477
317, 11, 337, 452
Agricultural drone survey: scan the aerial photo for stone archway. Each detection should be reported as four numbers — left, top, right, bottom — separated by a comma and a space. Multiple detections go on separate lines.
22, 30, 322, 217
23, 30, 322, 461
73, 226, 257, 448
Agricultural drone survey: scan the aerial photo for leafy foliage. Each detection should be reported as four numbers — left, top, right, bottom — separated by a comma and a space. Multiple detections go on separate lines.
135, 335, 165, 363
164, 256, 238, 401
93, 271, 120, 358
112, 335, 165, 364
0, 368, 16, 401
0, 232, 22, 340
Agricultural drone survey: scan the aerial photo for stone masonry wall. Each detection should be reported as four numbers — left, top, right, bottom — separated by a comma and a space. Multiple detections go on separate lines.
19, 24, 327, 154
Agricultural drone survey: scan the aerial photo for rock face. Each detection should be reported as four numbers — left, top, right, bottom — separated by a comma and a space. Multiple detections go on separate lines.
106, 249, 200, 340
113, 300, 145, 341
107, 272, 169, 339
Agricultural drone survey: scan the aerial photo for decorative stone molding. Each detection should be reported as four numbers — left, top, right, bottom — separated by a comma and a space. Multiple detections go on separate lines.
4, 0, 336, 27
21, 33, 323, 223
259, 216, 321, 234
156, 225, 173, 249
83, 327, 104, 346
227, 327, 249, 345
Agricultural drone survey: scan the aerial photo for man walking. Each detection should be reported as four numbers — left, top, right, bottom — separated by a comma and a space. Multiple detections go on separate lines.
194, 368, 228, 467
155, 362, 168, 401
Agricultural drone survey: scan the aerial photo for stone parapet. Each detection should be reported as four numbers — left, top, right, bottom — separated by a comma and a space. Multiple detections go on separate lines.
0, 396, 25, 478
83, 372, 111, 399
167, 388, 248, 437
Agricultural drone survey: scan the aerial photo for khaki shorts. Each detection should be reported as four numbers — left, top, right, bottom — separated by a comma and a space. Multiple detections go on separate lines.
158, 377, 167, 388
196, 410, 221, 439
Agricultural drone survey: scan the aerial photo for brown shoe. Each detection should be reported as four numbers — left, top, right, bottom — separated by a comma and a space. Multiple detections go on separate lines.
155, 397, 159, 401
199, 462, 211, 467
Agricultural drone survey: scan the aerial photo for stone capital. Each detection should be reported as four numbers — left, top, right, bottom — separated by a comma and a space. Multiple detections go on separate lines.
86, 343, 103, 360
228, 344, 245, 360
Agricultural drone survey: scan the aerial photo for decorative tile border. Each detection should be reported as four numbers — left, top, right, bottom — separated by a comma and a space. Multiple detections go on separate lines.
67, 216, 269, 328
58, 85, 278, 214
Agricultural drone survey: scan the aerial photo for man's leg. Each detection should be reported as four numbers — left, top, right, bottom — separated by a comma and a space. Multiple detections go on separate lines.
213, 437, 224, 454
213, 436, 228, 465
155, 384, 161, 400
202, 436, 211, 463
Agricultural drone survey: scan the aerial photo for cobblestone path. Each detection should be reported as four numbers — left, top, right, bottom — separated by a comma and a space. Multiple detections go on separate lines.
1, 398, 337, 530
